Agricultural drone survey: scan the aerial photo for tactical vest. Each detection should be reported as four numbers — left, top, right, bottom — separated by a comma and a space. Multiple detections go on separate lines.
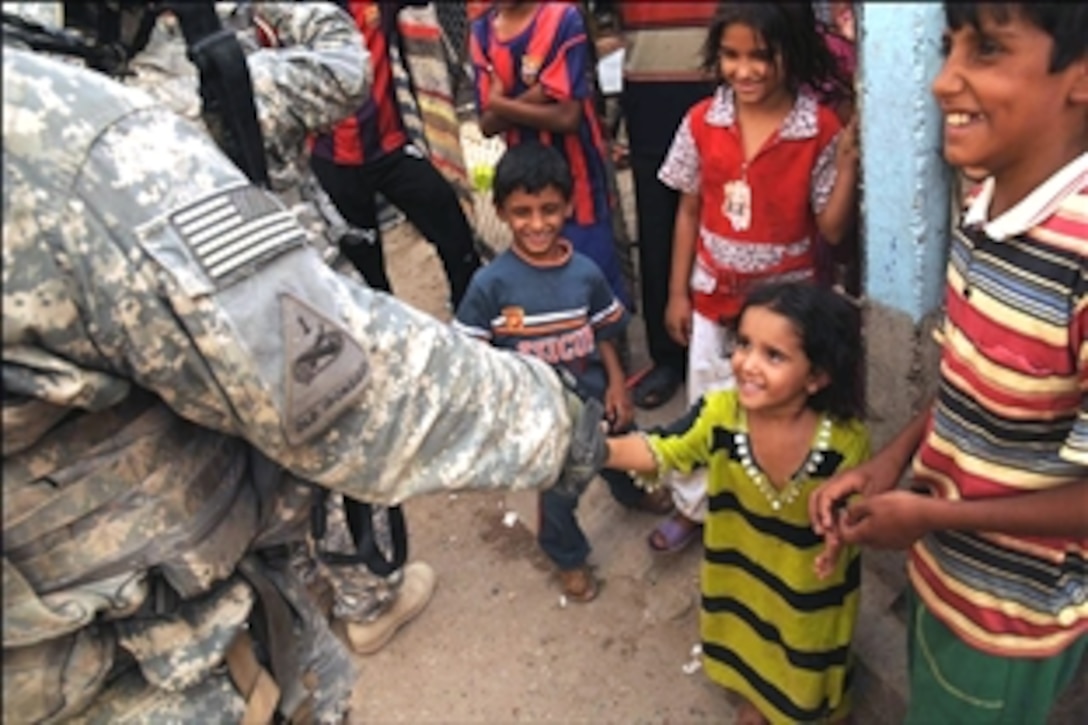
2, 391, 262, 719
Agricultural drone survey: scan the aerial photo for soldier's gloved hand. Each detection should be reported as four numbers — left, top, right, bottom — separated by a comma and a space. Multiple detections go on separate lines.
552, 393, 609, 499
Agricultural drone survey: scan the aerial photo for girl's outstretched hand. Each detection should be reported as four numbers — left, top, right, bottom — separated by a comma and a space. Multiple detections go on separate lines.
665, 294, 693, 347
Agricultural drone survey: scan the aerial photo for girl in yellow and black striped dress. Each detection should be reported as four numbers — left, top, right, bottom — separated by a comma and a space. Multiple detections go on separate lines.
606, 282, 869, 724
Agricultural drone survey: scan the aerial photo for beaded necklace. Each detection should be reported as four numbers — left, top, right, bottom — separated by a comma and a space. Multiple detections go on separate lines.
734, 410, 832, 511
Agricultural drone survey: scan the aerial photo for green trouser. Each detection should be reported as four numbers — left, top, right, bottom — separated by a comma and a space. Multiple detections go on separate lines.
905, 594, 1087, 725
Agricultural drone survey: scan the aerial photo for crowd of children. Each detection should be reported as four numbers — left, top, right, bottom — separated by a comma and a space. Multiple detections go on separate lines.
361, 1, 1086, 723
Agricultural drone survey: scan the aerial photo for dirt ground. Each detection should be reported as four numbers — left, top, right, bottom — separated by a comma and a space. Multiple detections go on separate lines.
345, 222, 736, 723
341, 183, 1088, 725
385, 93, 1088, 725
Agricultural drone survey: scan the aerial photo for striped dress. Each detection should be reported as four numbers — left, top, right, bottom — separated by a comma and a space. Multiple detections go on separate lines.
647, 390, 870, 724
910, 158, 1088, 659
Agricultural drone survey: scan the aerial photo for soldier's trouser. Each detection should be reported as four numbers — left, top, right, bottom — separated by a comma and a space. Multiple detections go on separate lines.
293, 492, 403, 624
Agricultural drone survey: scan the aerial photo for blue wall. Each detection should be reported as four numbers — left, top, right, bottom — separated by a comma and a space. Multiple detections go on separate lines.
859, 3, 950, 322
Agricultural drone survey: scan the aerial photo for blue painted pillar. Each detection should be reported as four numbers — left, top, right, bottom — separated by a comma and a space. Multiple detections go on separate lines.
858, 3, 949, 322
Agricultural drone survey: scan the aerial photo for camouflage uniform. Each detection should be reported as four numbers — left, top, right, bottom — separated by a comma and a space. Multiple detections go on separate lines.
3, 10, 581, 720
125, 1, 405, 627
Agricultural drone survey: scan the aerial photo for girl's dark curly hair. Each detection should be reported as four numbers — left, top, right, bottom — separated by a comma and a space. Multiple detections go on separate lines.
700, 2, 852, 103
735, 281, 863, 421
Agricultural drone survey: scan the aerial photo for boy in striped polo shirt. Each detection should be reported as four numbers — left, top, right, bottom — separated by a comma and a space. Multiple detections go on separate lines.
811, 3, 1087, 723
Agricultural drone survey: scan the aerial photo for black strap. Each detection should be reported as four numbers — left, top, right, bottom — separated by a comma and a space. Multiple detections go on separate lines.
340, 498, 408, 577
166, 2, 270, 187
310, 489, 409, 578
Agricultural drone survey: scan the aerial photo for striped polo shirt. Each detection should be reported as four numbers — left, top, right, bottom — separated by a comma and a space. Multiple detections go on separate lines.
909, 153, 1088, 658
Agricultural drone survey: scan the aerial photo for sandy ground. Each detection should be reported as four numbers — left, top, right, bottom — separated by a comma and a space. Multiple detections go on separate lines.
339, 154, 1087, 724
344, 219, 734, 723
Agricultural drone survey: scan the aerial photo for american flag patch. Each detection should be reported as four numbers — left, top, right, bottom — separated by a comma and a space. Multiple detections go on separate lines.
169, 184, 306, 285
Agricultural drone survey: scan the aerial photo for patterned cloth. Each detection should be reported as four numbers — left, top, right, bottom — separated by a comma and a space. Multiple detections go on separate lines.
646, 390, 870, 724
2, 31, 583, 720
453, 241, 628, 398
393, 3, 475, 215
910, 153, 1088, 658
658, 86, 841, 322
127, 1, 404, 628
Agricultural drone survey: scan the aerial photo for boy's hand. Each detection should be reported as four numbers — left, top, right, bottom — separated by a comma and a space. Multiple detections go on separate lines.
604, 382, 634, 432
835, 490, 936, 549
809, 466, 869, 536
665, 294, 693, 347
814, 530, 844, 579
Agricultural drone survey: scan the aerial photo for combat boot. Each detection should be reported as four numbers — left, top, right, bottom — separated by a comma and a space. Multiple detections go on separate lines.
343, 561, 436, 655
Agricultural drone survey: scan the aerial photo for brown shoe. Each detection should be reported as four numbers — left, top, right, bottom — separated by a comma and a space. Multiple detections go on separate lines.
558, 566, 600, 603
343, 562, 437, 655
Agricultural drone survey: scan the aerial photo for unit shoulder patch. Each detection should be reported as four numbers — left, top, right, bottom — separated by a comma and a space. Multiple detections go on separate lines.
280, 292, 368, 445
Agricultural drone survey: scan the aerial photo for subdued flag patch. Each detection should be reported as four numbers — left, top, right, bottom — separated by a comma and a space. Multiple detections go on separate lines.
169, 184, 306, 286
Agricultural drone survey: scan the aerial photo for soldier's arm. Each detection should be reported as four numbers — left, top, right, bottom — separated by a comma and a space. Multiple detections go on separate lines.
244, 2, 371, 162
65, 106, 576, 506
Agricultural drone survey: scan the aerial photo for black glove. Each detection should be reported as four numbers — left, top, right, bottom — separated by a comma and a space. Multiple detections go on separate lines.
552, 394, 609, 499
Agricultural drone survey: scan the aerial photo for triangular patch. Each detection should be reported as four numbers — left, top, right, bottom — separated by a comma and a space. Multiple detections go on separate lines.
280, 292, 369, 445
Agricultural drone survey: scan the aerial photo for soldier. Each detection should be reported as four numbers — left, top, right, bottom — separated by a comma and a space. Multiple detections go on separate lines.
122, 1, 440, 661
2, 3, 609, 721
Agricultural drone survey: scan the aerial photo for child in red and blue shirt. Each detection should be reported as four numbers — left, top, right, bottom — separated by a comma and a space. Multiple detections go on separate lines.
470, 1, 630, 307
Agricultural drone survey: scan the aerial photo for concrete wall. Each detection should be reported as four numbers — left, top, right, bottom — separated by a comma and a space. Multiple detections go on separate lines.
850, 5, 951, 718
857, 3, 948, 450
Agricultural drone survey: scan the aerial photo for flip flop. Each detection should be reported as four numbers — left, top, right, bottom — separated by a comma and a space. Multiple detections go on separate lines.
631, 365, 683, 410
647, 514, 701, 555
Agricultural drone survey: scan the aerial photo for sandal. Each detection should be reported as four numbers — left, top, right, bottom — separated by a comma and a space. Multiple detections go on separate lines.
647, 513, 701, 555
558, 566, 600, 603
630, 365, 683, 410
631, 488, 674, 515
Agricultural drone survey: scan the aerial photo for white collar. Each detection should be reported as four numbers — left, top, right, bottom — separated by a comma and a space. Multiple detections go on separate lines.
705, 86, 820, 140
963, 152, 1088, 240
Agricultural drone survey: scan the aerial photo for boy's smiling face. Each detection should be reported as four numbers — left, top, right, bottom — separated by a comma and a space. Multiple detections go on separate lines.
931, 6, 1088, 208
496, 185, 572, 262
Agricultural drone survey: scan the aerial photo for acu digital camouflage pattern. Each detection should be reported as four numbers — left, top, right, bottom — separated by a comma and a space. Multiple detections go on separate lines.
127, 1, 372, 193
125, 2, 431, 624
2, 37, 575, 526
3, 19, 584, 720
